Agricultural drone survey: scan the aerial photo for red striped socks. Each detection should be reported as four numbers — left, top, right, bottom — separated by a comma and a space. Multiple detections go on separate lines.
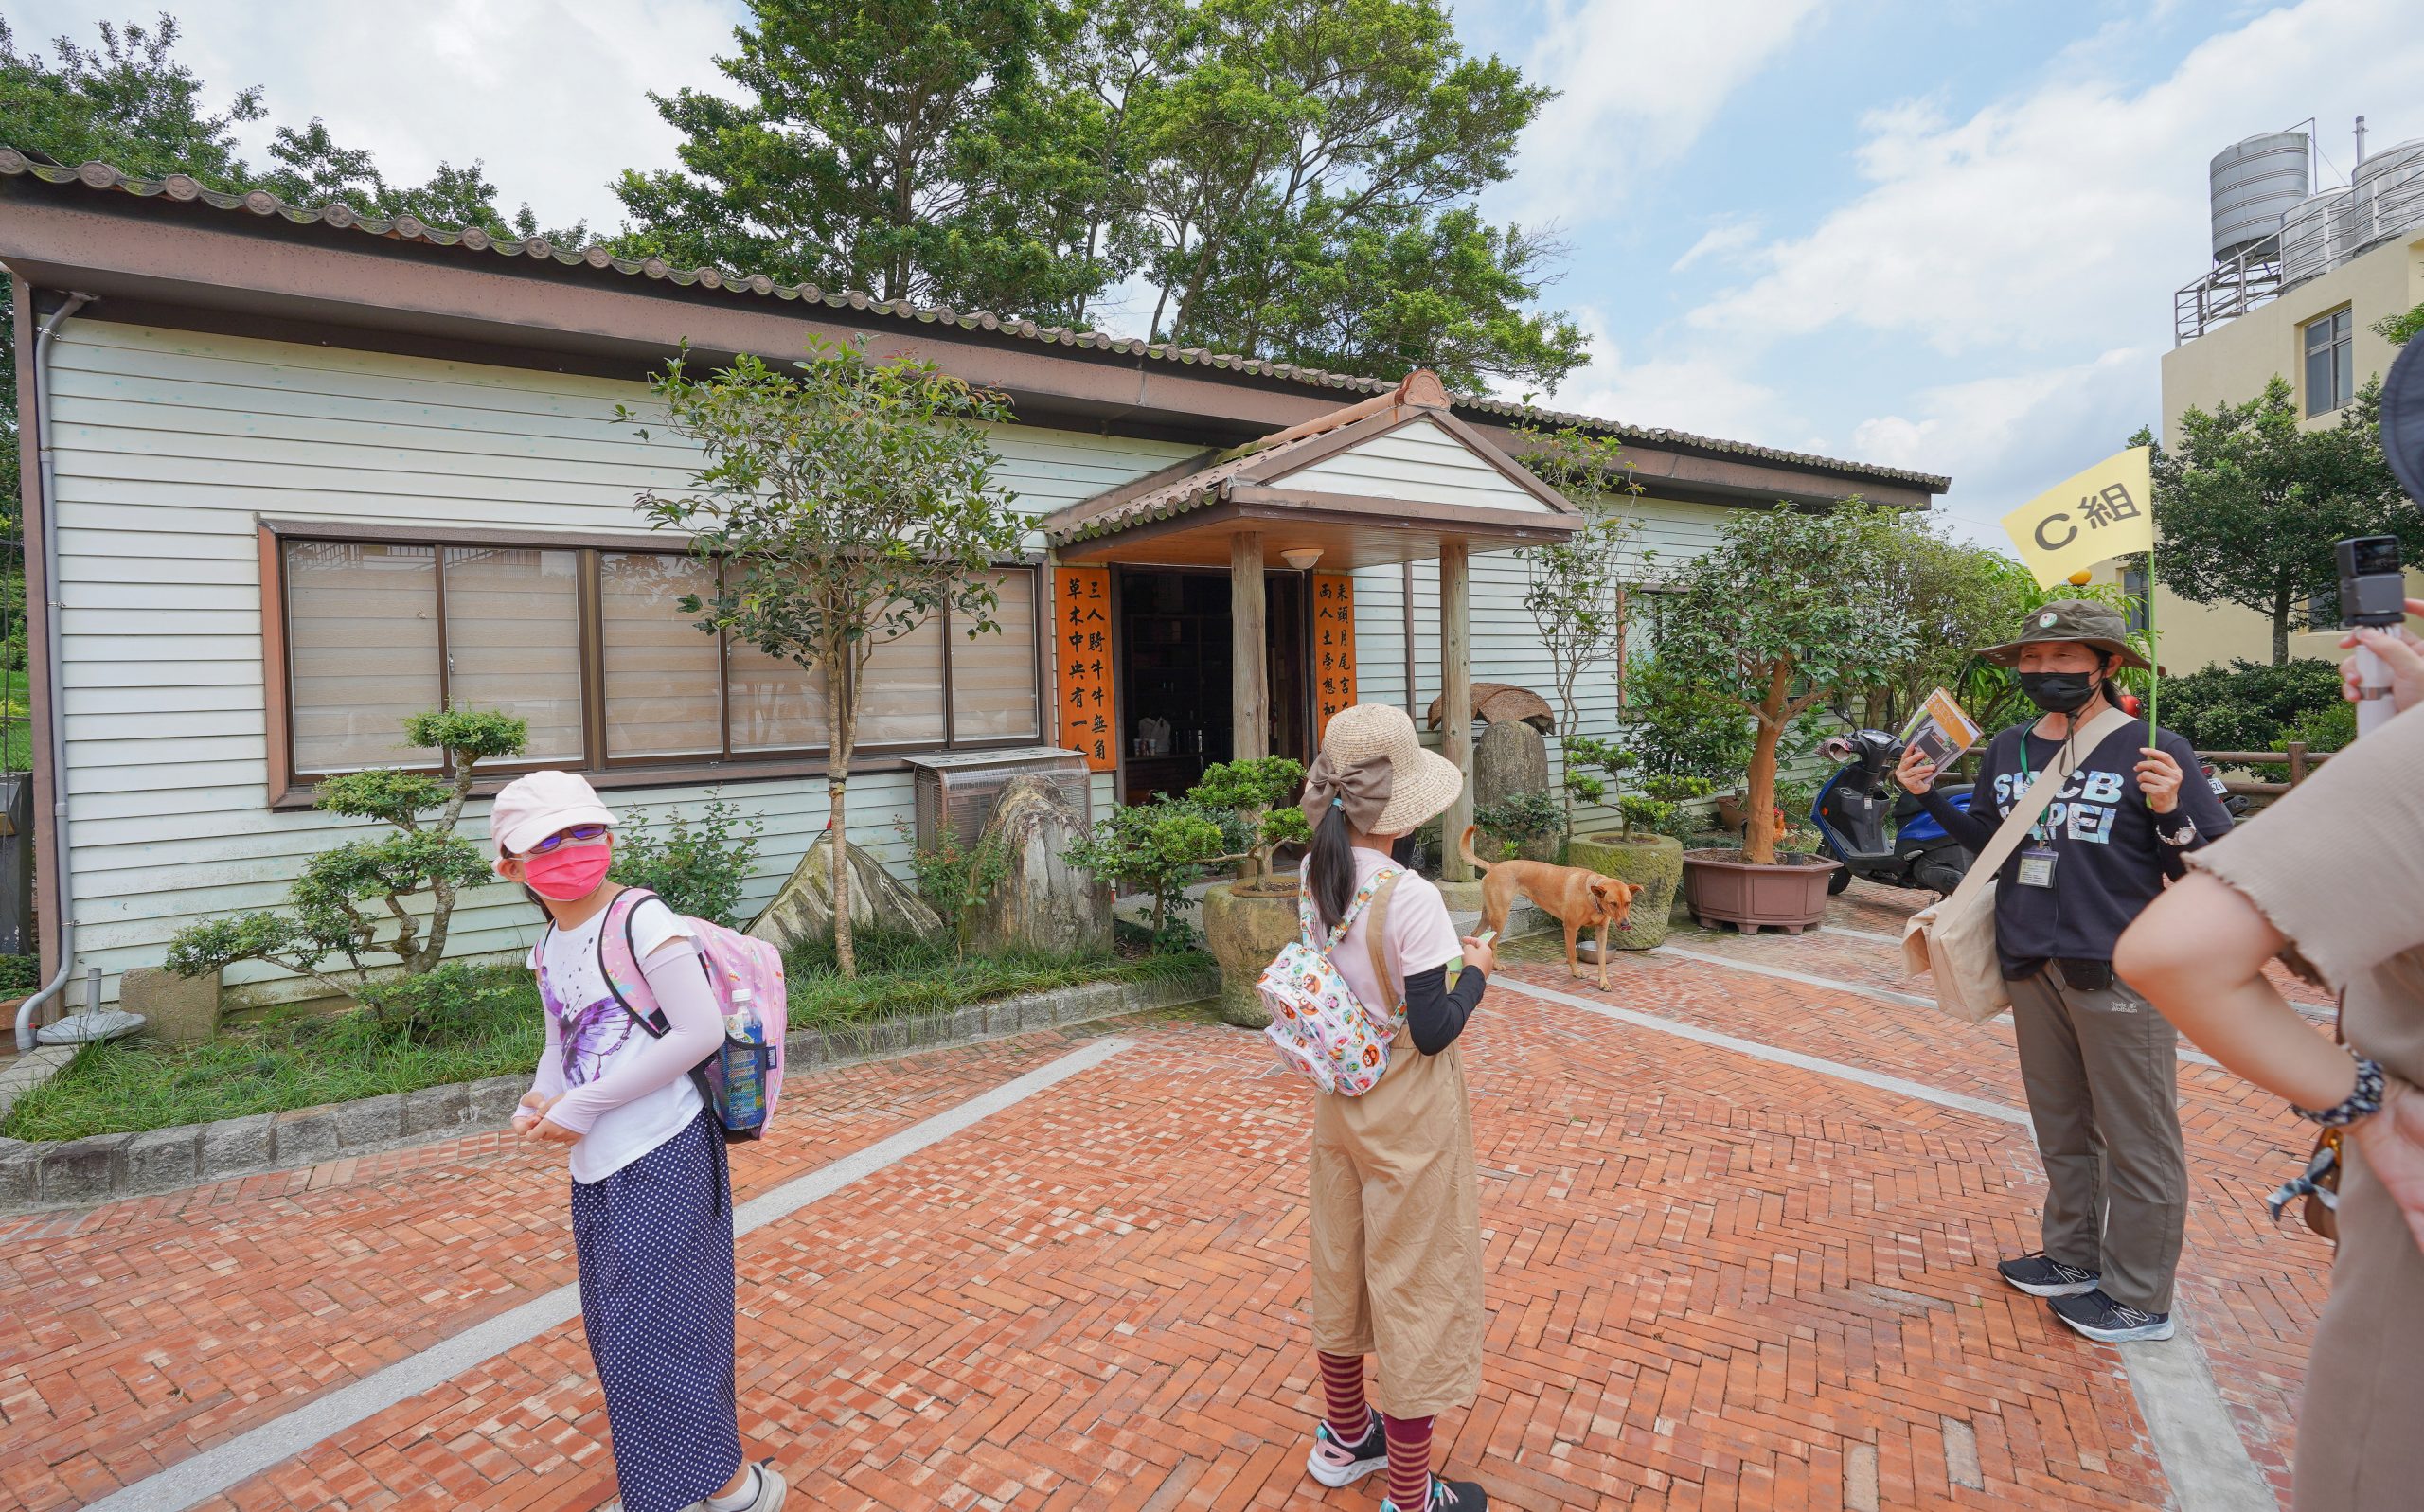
1317, 1351, 1370, 1444
1383, 1413, 1435, 1508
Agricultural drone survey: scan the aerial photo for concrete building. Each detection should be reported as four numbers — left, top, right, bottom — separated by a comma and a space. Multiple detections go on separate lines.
2099, 128, 2424, 668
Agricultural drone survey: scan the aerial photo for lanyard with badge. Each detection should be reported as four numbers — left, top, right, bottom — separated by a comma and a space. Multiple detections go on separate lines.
2012, 733, 2061, 889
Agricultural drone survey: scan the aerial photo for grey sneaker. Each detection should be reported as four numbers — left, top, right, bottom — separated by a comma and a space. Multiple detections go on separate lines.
1307, 1410, 1386, 1487
1996, 1252, 2101, 1297
2049, 1290, 2175, 1343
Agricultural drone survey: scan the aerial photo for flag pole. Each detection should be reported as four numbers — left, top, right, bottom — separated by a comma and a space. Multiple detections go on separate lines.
2144, 553, 2160, 733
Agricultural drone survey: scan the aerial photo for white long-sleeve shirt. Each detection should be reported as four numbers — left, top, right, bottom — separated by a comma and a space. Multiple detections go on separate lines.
528, 893, 722, 1183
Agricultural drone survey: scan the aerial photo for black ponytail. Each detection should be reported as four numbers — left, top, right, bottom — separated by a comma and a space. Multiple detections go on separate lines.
1309, 801, 1356, 934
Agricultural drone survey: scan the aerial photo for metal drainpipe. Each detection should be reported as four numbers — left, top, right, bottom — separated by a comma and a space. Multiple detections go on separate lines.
15, 291, 96, 1053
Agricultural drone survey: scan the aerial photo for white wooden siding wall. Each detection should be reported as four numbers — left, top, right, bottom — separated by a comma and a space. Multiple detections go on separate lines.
45, 322, 1198, 1005
1288, 418, 1554, 513
1350, 494, 1738, 832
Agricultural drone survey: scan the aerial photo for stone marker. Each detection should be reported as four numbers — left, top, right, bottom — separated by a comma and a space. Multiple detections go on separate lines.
1474, 720, 1557, 862
970, 775, 1112, 957
122, 965, 219, 1045
748, 832, 942, 951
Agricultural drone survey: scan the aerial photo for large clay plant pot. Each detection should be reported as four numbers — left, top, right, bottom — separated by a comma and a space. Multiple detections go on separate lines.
1200, 880, 1302, 1028
1680, 849, 1841, 934
1565, 832, 1684, 950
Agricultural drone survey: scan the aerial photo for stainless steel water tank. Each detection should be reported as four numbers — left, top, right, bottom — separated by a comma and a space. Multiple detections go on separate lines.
2211, 131, 2311, 259
2281, 187, 2346, 284
2347, 138, 2424, 252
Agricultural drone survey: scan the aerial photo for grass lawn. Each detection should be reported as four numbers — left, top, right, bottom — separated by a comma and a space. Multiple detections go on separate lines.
0, 935, 1214, 1144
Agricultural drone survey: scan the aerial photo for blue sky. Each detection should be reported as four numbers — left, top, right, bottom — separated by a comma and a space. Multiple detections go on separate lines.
11, 0, 2422, 543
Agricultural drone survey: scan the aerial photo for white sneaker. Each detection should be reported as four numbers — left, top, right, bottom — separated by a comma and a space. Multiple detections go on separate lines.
1307, 1411, 1387, 1487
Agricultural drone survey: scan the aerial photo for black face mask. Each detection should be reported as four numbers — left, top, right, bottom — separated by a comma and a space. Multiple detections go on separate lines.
2018, 670, 2099, 715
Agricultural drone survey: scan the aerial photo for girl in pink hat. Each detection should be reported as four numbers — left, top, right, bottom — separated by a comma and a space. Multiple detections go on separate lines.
493, 770, 785, 1512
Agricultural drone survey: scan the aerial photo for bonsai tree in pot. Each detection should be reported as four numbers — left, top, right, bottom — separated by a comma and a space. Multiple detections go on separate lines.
1473, 789, 1563, 863
1652, 500, 1919, 933
1187, 756, 1314, 1027
1563, 738, 1699, 950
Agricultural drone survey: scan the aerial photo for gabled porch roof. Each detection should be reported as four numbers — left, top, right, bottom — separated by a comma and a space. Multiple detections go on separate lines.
1041, 371, 1583, 569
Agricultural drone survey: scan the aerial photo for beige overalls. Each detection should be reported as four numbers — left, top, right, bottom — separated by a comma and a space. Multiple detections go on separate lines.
1306, 896, 1486, 1419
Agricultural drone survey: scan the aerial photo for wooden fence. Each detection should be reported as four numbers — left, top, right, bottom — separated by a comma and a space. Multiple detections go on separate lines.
2199, 742, 2333, 799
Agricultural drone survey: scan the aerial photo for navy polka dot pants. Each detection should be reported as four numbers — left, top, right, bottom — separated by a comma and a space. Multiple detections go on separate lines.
571, 1112, 743, 1512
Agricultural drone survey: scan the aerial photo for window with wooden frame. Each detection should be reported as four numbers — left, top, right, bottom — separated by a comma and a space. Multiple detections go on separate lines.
264, 525, 1043, 792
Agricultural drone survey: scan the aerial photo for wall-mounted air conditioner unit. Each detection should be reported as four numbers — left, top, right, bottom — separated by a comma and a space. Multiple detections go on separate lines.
904, 746, 1092, 851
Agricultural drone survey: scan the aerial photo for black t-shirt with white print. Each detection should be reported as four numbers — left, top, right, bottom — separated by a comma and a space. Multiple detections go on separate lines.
1916, 716, 2233, 974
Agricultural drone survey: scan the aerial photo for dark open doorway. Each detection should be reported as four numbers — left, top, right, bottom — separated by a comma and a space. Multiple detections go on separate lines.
1115, 567, 1310, 806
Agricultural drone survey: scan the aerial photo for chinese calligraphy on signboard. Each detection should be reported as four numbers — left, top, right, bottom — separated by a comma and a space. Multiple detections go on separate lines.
1054, 565, 1116, 772
1312, 571, 1358, 739
1999, 446, 2155, 587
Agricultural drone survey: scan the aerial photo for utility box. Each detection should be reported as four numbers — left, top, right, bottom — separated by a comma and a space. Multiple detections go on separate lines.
905, 747, 1091, 851
0, 773, 29, 956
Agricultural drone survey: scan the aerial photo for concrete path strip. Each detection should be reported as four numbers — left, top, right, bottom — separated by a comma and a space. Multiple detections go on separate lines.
1650, 944, 2232, 1070
1494, 971, 2276, 1512
80, 1036, 1135, 1512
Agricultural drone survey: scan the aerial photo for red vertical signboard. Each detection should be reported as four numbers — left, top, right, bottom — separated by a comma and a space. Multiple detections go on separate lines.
1054, 564, 1116, 772
1312, 571, 1358, 739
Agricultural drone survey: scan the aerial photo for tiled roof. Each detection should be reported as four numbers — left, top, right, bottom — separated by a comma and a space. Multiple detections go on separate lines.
0, 148, 1952, 492
1045, 425, 1331, 546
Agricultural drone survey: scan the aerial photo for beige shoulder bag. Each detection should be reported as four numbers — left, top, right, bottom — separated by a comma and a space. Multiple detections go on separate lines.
1901, 704, 2133, 1023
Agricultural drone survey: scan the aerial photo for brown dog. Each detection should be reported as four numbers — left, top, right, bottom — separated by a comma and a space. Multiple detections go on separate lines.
1458, 827, 1642, 987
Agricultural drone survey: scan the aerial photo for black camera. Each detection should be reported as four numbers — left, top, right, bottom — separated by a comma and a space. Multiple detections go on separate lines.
2337, 536, 2406, 630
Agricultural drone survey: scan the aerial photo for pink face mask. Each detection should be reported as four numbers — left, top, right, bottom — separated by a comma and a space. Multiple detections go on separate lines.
522, 844, 612, 902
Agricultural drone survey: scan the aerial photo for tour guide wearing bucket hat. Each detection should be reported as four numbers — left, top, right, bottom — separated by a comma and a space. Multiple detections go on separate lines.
1297, 703, 1498, 1512
1898, 599, 2234, 1343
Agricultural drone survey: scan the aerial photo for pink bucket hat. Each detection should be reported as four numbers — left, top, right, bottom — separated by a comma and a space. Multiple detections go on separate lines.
490, 770, 618, 874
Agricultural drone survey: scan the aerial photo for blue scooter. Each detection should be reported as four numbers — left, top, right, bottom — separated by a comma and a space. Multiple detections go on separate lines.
1809, 730, 1974, 897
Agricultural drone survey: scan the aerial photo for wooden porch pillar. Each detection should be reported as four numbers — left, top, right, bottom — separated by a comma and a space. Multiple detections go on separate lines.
1439, 539, 1474, 881
1231, 532, 1269, 761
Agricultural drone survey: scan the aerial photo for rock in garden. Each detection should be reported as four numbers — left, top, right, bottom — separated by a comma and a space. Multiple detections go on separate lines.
747, 832, 942, 950
970, 776, 1111, 957
1475, 720, 1557, 862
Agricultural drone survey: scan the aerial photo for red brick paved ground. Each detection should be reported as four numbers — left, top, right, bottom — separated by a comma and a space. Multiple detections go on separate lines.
0, 882, 2333, 1511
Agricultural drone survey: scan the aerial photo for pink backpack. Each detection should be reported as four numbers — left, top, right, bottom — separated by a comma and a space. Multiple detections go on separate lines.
582, 887, 790, 1141
1258, 870, 1405, 1095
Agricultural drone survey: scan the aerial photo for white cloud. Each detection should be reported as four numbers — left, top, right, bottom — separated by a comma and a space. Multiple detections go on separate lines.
1530, 307, 1791, 442
1687, 0, 2424, 354
9, 0, 742, 235
1671, 216, 1764, 273
1502, 0, 1828, 222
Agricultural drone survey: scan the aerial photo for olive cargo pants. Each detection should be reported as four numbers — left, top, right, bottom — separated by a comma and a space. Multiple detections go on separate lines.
2007, 967, 2188, 1314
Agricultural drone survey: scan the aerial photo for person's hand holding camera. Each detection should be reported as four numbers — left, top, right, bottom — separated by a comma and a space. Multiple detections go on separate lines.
2342, 596, 2424, 715
1894, 745, 1936, 794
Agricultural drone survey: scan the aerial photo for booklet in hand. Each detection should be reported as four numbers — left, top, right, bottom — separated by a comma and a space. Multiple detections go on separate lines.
1899, 686, 1983, 770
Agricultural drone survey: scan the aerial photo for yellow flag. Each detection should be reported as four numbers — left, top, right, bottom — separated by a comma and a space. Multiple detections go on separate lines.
2000, 446, 2155, 588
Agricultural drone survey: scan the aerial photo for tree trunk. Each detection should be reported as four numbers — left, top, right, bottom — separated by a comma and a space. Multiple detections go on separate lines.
2271, 585, 2291, 665
1741, 666, 1791, 866
825, 646, 857, 978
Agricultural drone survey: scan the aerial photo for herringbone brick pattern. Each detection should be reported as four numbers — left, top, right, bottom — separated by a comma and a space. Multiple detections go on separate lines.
0, 883, 2332, 1510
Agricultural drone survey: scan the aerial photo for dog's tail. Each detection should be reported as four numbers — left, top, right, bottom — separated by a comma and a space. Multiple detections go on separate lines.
1458, 824, 1493, 874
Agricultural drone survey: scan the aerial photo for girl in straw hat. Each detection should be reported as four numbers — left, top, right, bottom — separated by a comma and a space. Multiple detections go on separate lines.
1296, 703, 1498, 1512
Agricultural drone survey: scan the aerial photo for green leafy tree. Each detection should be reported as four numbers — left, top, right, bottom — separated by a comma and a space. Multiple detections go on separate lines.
2159, 657, 2346, 755
626, 335, 1025, 978
1121, 0, 1580, 389
1649, 502, 1922, 865
1871, 525, 2039, 730
902, 823, 1013, 961
1067, 797, 1227, 948
610, 792, 766, 927
1186, 755, 1310, 882
166, 709, 527, 996
2376, 302, 2424, 347
1625, 650, 1756, 788
257, 118, 591, 243
2135, 375, 2416, 664
1516, 424, 1648, 830
613, 0, 1115, 319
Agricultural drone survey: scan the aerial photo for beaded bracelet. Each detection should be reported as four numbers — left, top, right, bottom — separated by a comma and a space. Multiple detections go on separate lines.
2291, 1053, 2387, 1128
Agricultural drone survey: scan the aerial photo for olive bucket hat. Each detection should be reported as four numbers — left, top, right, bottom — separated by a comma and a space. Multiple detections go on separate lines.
1977, 598, 2151, 670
